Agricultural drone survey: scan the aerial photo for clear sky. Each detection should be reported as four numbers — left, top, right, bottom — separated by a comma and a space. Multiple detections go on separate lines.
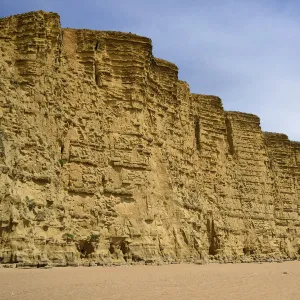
2, 0, 300, 141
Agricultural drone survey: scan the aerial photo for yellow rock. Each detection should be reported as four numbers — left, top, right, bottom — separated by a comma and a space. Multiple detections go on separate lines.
0, 11, 299, 266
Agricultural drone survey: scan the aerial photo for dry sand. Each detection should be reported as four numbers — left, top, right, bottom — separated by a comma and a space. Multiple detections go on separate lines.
1, 261, 300, 300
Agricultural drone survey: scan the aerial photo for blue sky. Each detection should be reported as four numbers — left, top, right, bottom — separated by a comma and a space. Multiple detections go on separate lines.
2, 0, 300, 141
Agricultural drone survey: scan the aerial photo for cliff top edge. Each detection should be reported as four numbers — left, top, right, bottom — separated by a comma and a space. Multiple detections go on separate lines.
0, 10, 298, 143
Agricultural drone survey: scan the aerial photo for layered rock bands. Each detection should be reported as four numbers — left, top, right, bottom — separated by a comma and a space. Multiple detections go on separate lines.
0, 11, 300, 266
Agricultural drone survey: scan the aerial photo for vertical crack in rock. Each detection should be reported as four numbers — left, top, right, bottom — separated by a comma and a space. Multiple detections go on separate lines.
0, 130, 5, 165
225, 115, 235, 155
194, 117, 201, 151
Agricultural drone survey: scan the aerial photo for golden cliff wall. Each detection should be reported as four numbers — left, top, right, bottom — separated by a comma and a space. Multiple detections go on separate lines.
0, 11, 299, 266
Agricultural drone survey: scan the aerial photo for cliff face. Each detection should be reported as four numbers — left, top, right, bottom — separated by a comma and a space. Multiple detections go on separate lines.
0, 11, 300, 266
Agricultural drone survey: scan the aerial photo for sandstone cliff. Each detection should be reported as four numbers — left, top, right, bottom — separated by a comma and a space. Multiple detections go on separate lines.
0, 11, 299, 266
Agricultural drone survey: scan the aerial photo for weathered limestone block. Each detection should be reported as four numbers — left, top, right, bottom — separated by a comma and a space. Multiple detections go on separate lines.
0, 11, 300, 266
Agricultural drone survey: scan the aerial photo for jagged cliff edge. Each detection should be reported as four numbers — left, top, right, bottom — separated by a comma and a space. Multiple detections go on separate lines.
0, 11, 299, 267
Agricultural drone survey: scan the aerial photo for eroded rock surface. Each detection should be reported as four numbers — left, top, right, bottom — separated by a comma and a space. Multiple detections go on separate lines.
0, 11, 300, 266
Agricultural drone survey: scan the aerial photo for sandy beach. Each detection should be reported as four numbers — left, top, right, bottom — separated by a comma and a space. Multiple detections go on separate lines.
1, 261, 300, 300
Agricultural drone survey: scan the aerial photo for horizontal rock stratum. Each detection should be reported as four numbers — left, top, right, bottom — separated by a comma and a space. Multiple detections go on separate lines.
0, 11, 300, 266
